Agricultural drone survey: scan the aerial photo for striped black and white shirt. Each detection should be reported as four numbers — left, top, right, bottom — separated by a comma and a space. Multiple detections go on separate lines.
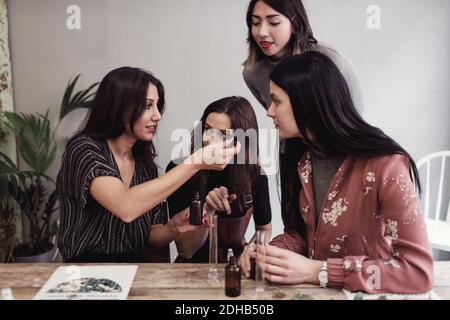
56, 135, 162, 261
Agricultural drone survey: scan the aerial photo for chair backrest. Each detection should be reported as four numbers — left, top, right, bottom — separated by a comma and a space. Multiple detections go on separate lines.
417, 151, 450, 222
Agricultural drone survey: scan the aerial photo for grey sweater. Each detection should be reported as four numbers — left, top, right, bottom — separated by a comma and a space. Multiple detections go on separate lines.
242, 42, 365, 115
311, 155, 345, 224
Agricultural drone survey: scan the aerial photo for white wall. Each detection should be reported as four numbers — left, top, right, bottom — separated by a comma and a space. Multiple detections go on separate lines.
6, 0, 450, 253
304, 0, 450, 158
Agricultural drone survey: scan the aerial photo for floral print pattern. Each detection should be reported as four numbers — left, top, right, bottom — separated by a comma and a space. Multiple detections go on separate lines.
382, 170, 417, 207
362, 186, 372, 195
330, 244, 341, 253
366, 172, 376, 182
328, 191, 338, 201
300, 159, 312, 184
385, 219, 399, 240
322, 198, 349, 227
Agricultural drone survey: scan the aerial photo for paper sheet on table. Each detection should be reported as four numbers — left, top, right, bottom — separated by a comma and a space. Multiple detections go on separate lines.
343, 289, 441, 300
34, 265, 138, 300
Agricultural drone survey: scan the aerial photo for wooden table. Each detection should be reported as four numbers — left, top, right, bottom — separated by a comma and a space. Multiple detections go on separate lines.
0, 262, 449, 300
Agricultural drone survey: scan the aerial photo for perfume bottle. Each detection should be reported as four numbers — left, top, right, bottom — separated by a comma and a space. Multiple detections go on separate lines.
225, 256, 241, 297
189, 191, 203, 225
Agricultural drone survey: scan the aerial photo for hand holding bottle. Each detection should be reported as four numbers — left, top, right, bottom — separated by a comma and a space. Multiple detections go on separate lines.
169, 208, 209, 235
183, 141, 241, 171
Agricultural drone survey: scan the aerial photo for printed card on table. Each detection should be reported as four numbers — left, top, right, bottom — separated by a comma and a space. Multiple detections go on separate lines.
34, 265, 138, 300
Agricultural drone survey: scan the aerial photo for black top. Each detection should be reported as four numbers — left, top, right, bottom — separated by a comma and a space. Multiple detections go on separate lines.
166, 161, 271, 225
56, 135, 163, 262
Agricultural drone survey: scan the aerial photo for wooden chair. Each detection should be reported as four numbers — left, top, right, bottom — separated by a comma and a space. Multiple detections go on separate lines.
417, 151, 450, 254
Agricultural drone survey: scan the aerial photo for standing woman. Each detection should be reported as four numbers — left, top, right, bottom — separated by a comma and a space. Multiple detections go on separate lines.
241, 52, 433, 294
57, 67, 240, 263
166, 96, 272, 262
243, 0, 364, 114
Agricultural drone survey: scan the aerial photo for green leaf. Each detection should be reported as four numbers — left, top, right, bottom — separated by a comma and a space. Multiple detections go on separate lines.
3, 111, 26, 135
354, 292, 365, 300
3, 112, 57, 174
59, 74, 98, 120
291, 293, 314, 300
60, 74, 81, 119
0, 152, 48, 202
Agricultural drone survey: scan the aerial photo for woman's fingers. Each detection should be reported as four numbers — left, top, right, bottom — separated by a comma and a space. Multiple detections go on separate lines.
240, 246, 252, 278
264, 273, 288, 285
249, 245, 287, 267
205, 196, 219, 211
206, 189, 225, 211
263, 262, 287, 277
219, 186, 228, 195
203, 201, 213, 212
187, 141, 241, 171
207, 187, 236, 213
264, 244, 288, 259
239, 254, 248, 277
211, 141, 241, 169
263, 254, 288, 269
218, 187, 232, 214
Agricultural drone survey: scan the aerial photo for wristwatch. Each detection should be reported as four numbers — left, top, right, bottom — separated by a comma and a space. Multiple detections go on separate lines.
318, 261, 328, 288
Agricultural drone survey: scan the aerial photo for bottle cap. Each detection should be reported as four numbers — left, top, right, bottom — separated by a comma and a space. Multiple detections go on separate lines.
227, 248, 234, 262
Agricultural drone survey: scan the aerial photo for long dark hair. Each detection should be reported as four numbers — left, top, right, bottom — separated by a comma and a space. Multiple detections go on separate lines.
270, 51, 421, 232
191, 96, 260, 212
243, 0, 317, 69
74, 66, 165, 174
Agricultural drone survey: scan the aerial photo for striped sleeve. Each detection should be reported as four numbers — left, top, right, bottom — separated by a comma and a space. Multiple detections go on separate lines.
62, 136, 120, 209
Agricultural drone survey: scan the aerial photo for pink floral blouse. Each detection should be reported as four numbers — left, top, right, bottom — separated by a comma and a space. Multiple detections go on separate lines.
270, 152, 434, 293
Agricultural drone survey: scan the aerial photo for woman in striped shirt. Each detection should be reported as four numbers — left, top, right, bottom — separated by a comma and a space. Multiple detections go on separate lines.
56, 67, 240, 262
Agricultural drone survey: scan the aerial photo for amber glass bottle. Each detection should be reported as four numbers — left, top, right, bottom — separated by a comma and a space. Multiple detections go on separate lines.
189, 191, 203, 225
225, 256, 241, 297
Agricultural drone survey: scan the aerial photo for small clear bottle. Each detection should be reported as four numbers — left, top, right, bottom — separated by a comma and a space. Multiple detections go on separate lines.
225, 256, 241, 297
189, 191, 203, 225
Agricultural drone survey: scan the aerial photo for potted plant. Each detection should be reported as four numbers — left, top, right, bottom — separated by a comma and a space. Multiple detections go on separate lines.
0, 74, 98, 262
0, 117, 16, 262
2, 110, 59, 262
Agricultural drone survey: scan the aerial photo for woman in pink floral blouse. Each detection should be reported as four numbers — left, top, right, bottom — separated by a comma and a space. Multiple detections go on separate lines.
240, 51, 433, 294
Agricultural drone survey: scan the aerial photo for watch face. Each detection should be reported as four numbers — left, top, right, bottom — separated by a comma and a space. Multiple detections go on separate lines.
319, 271, 328, 283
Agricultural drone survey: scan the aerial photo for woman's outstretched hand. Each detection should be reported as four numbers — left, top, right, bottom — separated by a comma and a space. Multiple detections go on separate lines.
184, 141, 241, 171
